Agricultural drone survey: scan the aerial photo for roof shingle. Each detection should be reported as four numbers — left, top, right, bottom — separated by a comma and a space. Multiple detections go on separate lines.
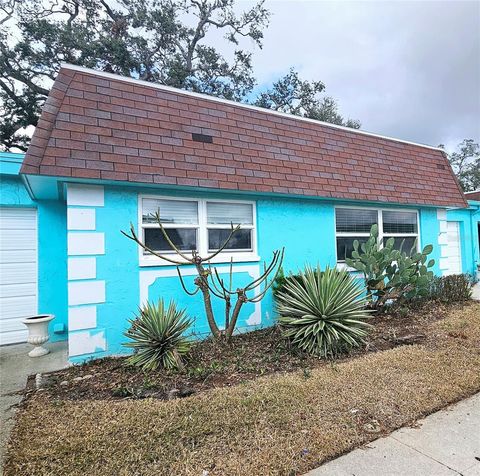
465, 191, 480, 201
22, 65, 467, 208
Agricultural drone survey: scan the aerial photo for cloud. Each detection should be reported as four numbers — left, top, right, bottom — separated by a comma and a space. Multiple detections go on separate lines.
243, 0, 480, 151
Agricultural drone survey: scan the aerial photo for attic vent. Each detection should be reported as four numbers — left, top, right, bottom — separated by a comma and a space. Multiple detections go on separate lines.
436, 163, 446, 170
192, 133, 213, 144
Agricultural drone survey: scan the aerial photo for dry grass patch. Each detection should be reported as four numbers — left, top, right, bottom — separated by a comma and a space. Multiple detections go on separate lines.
5, 303, 480, 476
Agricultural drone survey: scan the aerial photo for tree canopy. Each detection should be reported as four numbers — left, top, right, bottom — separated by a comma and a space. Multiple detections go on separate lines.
0, 0, 360, 152
442, 139, 480, 192
254, 69, 360, 129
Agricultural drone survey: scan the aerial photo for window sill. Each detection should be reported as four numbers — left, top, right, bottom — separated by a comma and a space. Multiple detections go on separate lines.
139, 253, 261, 268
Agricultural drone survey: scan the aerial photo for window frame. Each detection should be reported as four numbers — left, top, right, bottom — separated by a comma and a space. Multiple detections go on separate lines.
138, 195, 259, 267
334, 205, 420, 266
206, 201, 255, 253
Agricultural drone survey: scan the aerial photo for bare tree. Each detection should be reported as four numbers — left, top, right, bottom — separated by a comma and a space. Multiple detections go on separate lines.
122, 211, 283, 340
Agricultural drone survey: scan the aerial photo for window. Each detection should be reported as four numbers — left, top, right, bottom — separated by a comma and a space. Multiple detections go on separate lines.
142, 198, 199, 253
335, 207, 419, 261
207, 202, 254, 252
139, 196, 257, 265
381, 210, 418, 252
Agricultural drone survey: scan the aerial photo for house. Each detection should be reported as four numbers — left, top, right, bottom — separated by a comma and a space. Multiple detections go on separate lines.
446, 190, 480, 279
0, 64, 472, 362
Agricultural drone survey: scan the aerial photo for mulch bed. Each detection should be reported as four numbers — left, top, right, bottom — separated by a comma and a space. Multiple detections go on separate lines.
33, 299, 457, 402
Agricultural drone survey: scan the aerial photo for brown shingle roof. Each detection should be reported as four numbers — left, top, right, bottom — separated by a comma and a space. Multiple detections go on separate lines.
465, 191, 480, 201
22, 65, 467, 208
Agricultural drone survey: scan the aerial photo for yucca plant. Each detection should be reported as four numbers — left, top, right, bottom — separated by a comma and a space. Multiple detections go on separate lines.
276, 265, 372, 357
124, 300, 193, 371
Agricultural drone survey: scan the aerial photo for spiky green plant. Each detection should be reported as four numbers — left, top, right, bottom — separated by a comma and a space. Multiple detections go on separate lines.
276, 265, 372, 357
345, 224, 435, 310
124, 300, 193, 371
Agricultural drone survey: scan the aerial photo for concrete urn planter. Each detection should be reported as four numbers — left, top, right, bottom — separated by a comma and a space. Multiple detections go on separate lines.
22, 314, 55, 357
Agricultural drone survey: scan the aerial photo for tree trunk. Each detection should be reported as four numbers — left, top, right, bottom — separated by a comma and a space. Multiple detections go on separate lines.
225, 297, 231, 331
225, 294, 245, 339
197, 282, 220, 338
195, 263, 221, 338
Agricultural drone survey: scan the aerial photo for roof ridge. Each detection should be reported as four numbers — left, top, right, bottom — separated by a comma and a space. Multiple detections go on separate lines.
60, 63, 443, 153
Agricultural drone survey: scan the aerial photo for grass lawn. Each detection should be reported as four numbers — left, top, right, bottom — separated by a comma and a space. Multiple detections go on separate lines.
5, 302, 480, 476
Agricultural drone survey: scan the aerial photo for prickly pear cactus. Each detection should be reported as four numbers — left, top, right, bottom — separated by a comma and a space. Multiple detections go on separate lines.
346, 224, 435, 309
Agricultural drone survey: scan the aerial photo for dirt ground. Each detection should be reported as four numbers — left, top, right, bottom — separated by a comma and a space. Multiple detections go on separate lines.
30, 300, 456, 402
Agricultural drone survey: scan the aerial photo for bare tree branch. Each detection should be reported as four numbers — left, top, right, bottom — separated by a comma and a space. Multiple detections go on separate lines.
176, 267, 201, 296
122, 213, 283, 340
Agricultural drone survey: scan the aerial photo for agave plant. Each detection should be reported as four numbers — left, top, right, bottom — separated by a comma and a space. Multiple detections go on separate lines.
124, 300, 193, 371
276, 265, 372, 357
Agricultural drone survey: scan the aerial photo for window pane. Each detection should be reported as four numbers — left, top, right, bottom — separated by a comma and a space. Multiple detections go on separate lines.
336, 237, 369, 261
336, 208, 377, 233
383, 236, 417, 252
208, 228, 252, 251
382, 211, 417, 234
207, 202, 253, 225
144, 228, 197, 252
142, 199, 198, 225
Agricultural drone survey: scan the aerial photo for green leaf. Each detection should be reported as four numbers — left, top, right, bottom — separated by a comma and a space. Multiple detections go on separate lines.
422, 244, 433, 255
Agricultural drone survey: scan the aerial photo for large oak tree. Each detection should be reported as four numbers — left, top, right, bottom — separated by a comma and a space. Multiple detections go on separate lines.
0, 0, 359, 151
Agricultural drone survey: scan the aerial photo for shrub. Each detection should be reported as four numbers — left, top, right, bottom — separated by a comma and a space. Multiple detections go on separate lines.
276, 265, 372, 357
345, 224, 435, 310
272, 267, 303, 296
124, 300, 193, 371
429, 274, 473, 303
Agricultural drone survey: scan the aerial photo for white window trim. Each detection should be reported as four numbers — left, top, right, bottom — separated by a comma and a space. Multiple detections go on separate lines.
334, 206, 420, 268
138, 195, 259, 267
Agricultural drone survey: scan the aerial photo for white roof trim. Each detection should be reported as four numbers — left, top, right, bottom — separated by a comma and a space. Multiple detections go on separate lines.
60, 63, 444, 152
465, 189, 480, 195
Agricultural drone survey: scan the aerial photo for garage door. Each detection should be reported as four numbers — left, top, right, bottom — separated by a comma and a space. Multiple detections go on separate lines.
445, 221, 462, 275
0, 208, 37, 345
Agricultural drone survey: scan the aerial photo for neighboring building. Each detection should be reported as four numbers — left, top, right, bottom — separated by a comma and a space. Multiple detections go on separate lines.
446, 191, 480, 279
0, 64, 472, 362
1, 152, 67, 346
464, 190, 480, 201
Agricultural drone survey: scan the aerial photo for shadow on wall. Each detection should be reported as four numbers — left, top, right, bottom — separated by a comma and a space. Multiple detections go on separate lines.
146, 264, 267, 337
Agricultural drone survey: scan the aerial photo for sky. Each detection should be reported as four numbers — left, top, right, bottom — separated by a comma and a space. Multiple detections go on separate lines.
5, 0, 479, 154
236, 0, 480, 152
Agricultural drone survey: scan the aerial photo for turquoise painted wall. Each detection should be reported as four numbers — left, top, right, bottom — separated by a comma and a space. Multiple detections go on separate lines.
447, 203, 480, 276
0, 152, 24, 175
6, 151, 469, 358
419, 208, 442, 275
1, 169, 448, 359
0, 174, 68, 342
37, 200, 68, 341
93, 187, 139, 357
257, 197, 337, 318
74, 186, 264, 362
70, 184, 445, 362
0, 175, 35, 207
257, 197, 337, 270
